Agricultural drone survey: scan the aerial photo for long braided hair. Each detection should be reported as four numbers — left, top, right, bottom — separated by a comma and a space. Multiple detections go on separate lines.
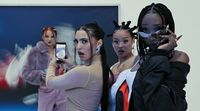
137, 3, 175, 58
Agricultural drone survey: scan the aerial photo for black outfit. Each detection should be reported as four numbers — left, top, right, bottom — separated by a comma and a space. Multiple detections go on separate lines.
128, 50, 190, 111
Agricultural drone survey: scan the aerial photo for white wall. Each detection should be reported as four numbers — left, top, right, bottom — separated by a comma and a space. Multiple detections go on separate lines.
1, 0, 200, 111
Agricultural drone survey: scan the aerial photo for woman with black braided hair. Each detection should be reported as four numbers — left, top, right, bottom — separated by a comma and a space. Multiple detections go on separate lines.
129, 3, 190, 111
109, 21, 139, 111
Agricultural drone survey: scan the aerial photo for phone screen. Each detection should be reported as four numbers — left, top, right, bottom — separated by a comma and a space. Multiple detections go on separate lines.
56, 42, 66, 60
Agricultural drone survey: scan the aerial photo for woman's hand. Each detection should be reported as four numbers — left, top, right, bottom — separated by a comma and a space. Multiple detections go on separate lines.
157, 29, 178, 51
57, 56, 75, 71
57, 56, 74, 66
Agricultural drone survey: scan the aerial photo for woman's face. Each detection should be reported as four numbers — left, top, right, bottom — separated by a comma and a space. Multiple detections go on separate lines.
112, 29, 134, 59
74, 30, 97, 62
141, 13, 164, 34
42, 30, 56, 47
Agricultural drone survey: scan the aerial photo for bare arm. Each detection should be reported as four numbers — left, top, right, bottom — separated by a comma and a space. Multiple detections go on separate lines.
46, 58, 90, 90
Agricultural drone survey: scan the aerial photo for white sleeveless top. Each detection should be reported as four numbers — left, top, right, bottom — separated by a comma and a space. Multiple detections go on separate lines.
109, 68, 137, 111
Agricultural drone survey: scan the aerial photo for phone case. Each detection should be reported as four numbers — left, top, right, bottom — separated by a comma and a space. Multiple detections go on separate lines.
55, 42, 67, 59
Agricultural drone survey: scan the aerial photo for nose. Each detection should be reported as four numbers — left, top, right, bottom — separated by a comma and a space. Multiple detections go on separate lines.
49, 37, 54, 41
118, 42, 123, 48
76, 42, 82, 50
46, 37, 51, 42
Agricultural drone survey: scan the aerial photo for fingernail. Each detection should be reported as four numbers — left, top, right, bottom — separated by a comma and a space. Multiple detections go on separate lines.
176, 35, 182, 40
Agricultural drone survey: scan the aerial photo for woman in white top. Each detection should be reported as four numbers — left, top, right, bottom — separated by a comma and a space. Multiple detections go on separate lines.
46, 23, 110, 111
109, 21, 139, 111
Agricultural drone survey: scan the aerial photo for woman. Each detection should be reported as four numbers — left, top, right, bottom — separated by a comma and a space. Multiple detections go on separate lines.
22, 27, 67, 111
46, 23, 110, 111
129, 3, 190, 111
109, 21, 138, 111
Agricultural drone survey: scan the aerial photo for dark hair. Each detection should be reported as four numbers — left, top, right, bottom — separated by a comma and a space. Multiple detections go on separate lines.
137, 3, 175, 58
75, 22, 110, 111
137, 3, 175, 32
110, 20, 137, 38
108, 21, 137, 83
42, 26, 57, 36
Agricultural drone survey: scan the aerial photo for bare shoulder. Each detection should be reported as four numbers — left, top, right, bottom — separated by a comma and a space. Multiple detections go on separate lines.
110, 62, 119, 74
171, 50, 190, 64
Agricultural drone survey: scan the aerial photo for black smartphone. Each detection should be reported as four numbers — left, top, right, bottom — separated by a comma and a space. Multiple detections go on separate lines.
55, 42, 67, 60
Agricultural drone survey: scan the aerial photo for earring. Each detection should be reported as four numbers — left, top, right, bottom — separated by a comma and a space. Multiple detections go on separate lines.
96, 45, 101, 54
132, 44, 135, 49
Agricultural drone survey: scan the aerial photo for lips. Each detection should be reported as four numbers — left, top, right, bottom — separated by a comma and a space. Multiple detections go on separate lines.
78, 51, 84, 57
47, 42, 52, 45
118, 49, 124, 55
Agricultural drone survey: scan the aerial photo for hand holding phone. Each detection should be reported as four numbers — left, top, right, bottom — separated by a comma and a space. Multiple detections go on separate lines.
55, 42, 67, 63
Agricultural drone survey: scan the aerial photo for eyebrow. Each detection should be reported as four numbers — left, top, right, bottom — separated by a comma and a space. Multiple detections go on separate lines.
113, 36, 130, 39
141, 24, 162, 26
75, 37, 89, 41
75, 36, 88, 39
80, 38, 88, 40
154, 24, 163, 27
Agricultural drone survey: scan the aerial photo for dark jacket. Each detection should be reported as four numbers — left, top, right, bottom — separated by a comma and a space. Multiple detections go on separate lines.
129, 50, 190, 111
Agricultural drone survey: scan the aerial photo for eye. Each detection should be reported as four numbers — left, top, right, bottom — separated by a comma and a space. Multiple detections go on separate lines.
73, 39, 78, 45
113, 40, 119, 45
123, 39, 129, 43
44, 35, 49, 38
141, 27, 149, 33
154, 26, 164, 32
81, 39, 88, 44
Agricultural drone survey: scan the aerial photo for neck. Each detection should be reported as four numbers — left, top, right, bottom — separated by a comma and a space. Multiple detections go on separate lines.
119, 53, 133, 63
48, 46, 54, 56
92, 54, 101, 64
84, 54, 101, 66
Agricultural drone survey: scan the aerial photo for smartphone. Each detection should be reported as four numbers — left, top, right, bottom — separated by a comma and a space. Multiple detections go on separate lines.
55, 42, 67, 60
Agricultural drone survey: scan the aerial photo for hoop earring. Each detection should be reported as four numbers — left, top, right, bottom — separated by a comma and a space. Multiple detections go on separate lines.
96, 45, 101, 54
